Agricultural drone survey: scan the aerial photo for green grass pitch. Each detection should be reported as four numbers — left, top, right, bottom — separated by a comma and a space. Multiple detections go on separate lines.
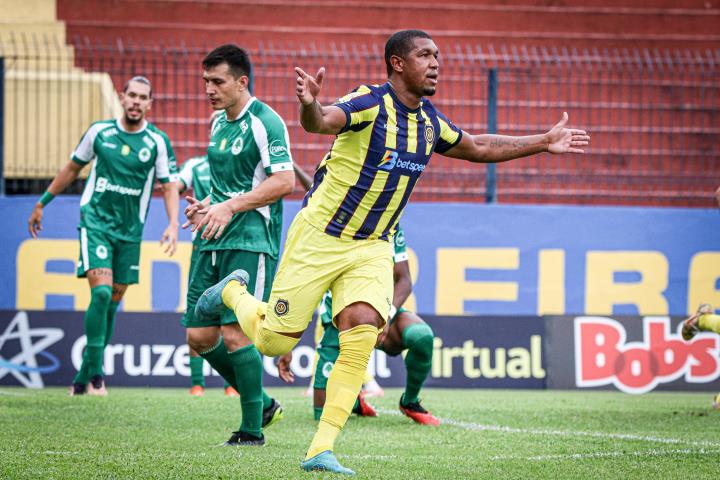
1, 387, 719, 479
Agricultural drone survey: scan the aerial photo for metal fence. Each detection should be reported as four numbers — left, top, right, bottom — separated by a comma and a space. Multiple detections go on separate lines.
2, 35, 719, 206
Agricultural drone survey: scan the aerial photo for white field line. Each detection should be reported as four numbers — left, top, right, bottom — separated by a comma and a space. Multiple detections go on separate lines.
375, 408, 720, 449
490, 448, 720, 462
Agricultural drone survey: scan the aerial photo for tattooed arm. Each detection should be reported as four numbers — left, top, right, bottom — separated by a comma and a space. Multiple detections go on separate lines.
442, 112, 589, 163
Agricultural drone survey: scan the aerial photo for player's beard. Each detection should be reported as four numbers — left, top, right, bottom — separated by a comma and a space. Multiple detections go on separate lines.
124, 112, 143, 126
422, 86, 436, 96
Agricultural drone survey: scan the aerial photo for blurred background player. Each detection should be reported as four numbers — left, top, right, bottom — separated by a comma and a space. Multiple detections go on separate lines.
27, 75, 179, 396
176, 152, 238, 398
682, 304, 720, 409
182, 44, 294, 446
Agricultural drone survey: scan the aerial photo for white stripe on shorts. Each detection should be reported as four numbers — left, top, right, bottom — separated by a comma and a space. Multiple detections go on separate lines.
80, 228, 89, 272
254, 253, 266, 298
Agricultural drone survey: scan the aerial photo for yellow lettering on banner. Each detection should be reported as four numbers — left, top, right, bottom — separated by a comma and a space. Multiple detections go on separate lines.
16, 239, 192, 312
537, 249, 565, 315
435, 248, 519, 315
687, 252, 720, 314
585, 251, 668, 314
16, 239, 89, 310
122, 242, 192, 312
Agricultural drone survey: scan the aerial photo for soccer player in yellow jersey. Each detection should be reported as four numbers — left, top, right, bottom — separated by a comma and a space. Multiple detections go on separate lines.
193, 29, 590, 475
682, 305, 720, 409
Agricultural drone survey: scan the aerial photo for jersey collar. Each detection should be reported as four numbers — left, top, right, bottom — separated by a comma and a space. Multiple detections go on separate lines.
115, 118, 148, 134
230, 97, 256, 121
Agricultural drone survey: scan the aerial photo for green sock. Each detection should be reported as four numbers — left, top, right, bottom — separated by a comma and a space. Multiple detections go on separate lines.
198, 336, 238, 391
699, 313, 720, 334
74, 285, 112, 382
229, 344, 264, 437
401, 323, 434, 405
262, 389, 272, 410
189, 356, 205, 387
104, 301, 120, 345
314, 406, 323, 421
75, 300, 119, 384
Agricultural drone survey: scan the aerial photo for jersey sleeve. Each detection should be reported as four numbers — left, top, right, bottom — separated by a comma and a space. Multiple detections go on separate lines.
334, 86, 380, 134
433, 110, 463, 154
393, 225, 409, 263
70, 123, 102, 165
177, 159, 195, 191
252, 109, 294, 175
151, 131, 178, 184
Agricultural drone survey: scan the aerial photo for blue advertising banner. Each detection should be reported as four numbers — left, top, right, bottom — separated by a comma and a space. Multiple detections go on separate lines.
0, 310, 545, 389
2, 197, 718, 316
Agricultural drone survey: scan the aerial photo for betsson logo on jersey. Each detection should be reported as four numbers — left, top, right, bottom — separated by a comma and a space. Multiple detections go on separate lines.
574, 316, 720, 394
378, 150, 425, 173
95, 177, 142, 196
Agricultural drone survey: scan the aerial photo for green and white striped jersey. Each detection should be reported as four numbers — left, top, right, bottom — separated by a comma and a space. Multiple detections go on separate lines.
177, 155, 211, 246
72, 119, 177, 242
201, 98, 293, 257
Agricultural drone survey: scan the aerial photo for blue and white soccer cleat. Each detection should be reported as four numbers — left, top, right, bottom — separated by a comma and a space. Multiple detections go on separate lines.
301, 450, 355, 476
195, 269, 249, 322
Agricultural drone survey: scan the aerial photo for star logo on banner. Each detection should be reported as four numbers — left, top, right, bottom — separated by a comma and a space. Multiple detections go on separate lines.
0, 311, 64, 388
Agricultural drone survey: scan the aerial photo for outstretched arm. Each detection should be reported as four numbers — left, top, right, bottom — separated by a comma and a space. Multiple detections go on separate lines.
28, 160, 84, 238
295, 67, 346, 135
442, 112, 589, 163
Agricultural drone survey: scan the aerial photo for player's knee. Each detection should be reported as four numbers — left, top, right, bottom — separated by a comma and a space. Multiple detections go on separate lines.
90, 285, 112, 307
256, 326, 299, 357
404, 323, 434, 358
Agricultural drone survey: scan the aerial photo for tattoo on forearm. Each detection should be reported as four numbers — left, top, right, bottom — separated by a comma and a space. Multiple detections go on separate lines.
489, 138, 529, 154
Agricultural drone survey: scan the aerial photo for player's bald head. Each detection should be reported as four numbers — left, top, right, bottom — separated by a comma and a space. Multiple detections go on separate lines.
385, 30, 433, 77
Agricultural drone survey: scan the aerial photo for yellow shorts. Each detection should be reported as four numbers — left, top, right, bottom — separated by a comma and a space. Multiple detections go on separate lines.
263, 213, 394, 334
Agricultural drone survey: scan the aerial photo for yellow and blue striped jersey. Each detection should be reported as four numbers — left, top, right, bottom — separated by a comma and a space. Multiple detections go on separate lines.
301, 83, 462, 241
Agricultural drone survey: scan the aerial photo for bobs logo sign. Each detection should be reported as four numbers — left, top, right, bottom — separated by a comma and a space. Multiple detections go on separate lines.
574, 317, 720, 394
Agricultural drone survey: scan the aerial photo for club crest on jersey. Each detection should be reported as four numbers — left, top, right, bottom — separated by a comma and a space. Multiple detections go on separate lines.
138, 147, 151, 163
121, 145, 131, 156
424, 125, 435, 144
274, 299, 290, 316
378, 150, 398, 172
96, 245, 108, 260
231, 137, 244, 155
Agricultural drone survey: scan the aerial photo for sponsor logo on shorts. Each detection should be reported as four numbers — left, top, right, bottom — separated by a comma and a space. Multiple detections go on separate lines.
231, 136, 244, 155
274, 299, 290, 316
138, 147, 151, 163
96, 245, 108, 260
269, 140, 288, 157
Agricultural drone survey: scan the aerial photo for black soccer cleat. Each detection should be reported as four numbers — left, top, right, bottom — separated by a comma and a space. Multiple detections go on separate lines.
87, 375, 107, 396
262, 398, 284, 428
224, 431, 265, 446
69, 382, 87, 396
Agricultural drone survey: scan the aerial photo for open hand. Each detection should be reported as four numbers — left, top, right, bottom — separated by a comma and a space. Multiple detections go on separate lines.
546, 112, 590, 154
276, 352, 295, 384
28, 204, 44, 239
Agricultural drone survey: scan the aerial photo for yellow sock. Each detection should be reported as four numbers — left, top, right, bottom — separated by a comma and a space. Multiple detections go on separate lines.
256, 326, 299, 357
699, 314, 720, 334
221, 281, 265, 342
305, 324, 378, 460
